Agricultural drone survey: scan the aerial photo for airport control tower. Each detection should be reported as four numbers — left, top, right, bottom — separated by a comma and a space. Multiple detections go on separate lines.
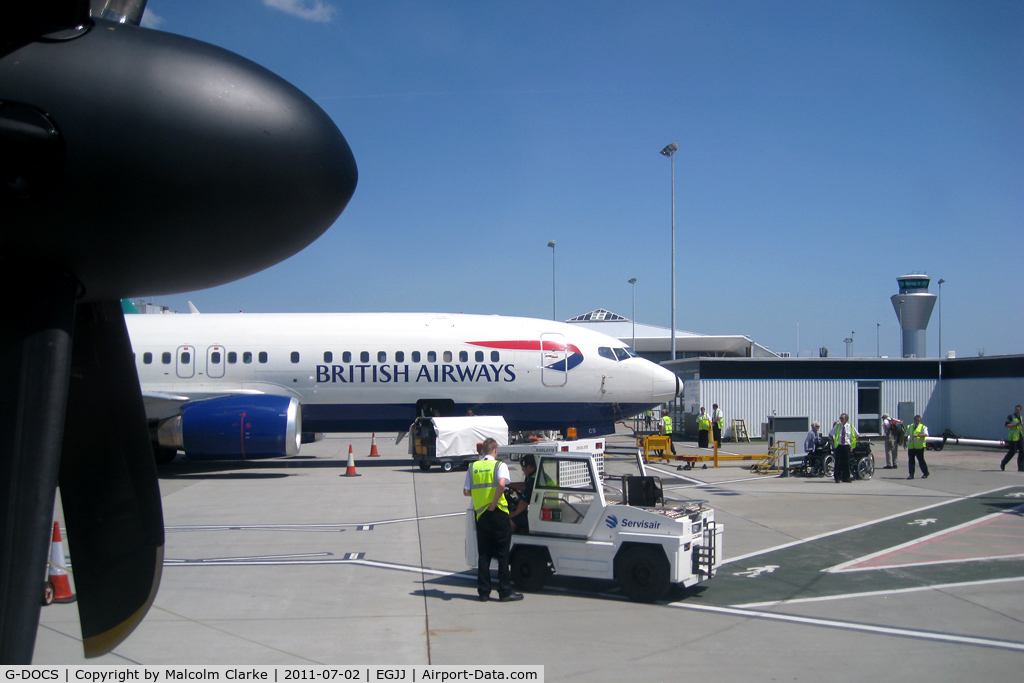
891, 273, 936, 358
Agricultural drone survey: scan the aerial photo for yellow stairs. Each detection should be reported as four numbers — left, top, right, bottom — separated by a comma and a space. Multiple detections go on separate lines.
732, 419, 750, 442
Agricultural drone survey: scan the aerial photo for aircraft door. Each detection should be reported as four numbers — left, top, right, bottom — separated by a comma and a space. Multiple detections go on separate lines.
207, 345, 225, 378
541, 333, 567, 387
176, 345, 195, 379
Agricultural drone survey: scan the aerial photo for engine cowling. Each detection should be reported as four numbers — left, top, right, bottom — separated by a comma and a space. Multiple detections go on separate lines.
157, 395, 301, 460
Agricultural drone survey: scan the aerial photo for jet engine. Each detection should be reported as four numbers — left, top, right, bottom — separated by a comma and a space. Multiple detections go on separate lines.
156, 395, 301, 460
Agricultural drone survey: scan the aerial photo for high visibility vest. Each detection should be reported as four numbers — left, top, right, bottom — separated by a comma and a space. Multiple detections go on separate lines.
697, 413, 711, 430
469, 459, 508, 518
832, 423, 857, 449
662, 415, 673, 435
907, 423, 927, 449
1008, 415, 1023, 442
712, 409, 724, 429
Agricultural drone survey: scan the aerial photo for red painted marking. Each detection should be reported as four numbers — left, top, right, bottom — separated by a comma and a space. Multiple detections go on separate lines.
846, 511, 1024, 571
467, 340, 582, 354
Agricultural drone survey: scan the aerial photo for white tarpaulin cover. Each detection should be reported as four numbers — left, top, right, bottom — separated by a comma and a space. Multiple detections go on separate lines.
431, 416, 508, 458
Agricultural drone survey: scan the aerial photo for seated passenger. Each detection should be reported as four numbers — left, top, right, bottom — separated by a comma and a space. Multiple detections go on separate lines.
508, 454, 536, 534
804, 422, 824, 455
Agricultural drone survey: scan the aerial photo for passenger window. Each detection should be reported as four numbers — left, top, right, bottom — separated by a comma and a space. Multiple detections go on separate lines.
343, 351, 352, 363
291, 352, 300, 363
324, 351, 333, 363
378, 351, 387, 363
180, 351, 191, 364
443, 351, 452, 363
614, 348, 629, 361
459, 351, 468, 363
143, 352, 153, 364
162, 352, 172, 364
598, 347, 616, 361
360, 351, 369, 363
396, 351, 405, 362
475, 351, 484, 362
258, 352, 268, 364
491, 351, 500, 362
412, 351, 420, 362
227, 352, 237, 364
243, 352, 252, 364
211, 351, 221, 364
427, 351, 436, 362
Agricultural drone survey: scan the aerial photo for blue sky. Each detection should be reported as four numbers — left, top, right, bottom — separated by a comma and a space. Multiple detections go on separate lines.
139, 1, 1022, 358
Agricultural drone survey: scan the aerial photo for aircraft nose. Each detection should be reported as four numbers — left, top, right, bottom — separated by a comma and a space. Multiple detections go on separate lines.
651, 363, 681, 403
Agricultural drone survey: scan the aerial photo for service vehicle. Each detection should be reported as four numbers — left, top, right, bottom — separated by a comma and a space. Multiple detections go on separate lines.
467, 441, 722, 602
411, 415, 508, 471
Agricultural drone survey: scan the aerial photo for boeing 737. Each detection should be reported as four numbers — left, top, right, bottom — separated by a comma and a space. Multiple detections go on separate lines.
126, 312, 681, 461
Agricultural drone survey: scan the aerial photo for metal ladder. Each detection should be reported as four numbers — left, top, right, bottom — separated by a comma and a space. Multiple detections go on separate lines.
732, 419, 750, 442
694, 521, 717, 576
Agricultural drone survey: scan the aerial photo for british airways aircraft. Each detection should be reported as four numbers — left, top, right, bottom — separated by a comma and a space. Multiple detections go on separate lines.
127, 312, 681, 461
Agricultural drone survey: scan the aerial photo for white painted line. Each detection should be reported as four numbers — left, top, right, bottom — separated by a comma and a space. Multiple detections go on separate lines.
722, 485, 1021, 566
732, 576, 1024, 608
164, 511, 465, 532
668, 600, 1024, 652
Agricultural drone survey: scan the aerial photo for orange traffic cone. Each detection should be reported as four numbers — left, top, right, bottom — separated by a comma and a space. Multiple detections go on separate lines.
342, 445, 361, 477
47, 522, 76, 603
369, 433, 380, 457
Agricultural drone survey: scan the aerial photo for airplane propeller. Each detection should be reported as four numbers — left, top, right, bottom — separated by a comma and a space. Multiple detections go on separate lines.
0, 1, 357, 663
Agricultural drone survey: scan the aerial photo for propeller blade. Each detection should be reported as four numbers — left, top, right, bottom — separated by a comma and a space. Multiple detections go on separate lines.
0, 271, 78, 664
59, 300, 164, 658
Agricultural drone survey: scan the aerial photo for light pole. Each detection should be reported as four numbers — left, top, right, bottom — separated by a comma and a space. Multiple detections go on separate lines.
938, 278, 946, 359
898, 298, 904, 357
628, 278, 637, 351
547, 240, 556, 321
876, 323, 881, 358
660, 143, 678, 360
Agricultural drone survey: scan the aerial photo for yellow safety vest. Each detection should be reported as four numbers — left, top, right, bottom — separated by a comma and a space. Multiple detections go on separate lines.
469, 459, 508, 518
662, 415, 673, 435
1008, 415, 1022, 442
712, 409, 723, 429
907, 423, 927, 449
697, 413, 711, 430
832, 423, 858, 449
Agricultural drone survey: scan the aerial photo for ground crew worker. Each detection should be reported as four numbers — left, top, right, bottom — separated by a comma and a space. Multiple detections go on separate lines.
906, 415, 930, 480
661, 408, 676, 455
1001, 405, 1023, 471
831, 413, 857, 483
697, 407, 711, 448
463, 438, 523, 602
711, 404, 724, 448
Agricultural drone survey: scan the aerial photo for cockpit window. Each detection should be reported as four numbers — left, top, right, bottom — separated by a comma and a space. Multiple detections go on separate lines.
598, 347, 616, 361
613, 348, 630, 361
624, 347, 638, 358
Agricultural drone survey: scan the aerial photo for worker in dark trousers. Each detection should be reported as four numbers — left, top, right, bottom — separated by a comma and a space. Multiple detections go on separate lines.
906, 415, 930, 480
697, 407, 711, 448
831, 413, 856, 483
712, 404, 724, 448
463, 438, 523, 602
1001, 405, 1023, 471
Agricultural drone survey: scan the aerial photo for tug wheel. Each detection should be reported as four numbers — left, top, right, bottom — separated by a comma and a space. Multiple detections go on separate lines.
616, 546, 670, 603
511, 546, 550, 592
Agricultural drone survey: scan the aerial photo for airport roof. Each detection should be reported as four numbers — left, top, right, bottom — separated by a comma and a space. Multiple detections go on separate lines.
566, 309, 778, 358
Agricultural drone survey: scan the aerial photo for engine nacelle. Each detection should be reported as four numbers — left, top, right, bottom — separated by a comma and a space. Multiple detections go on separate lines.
157, 395, 301, 460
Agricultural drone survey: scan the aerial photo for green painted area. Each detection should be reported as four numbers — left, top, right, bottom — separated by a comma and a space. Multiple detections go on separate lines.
695, 486, 1024, 606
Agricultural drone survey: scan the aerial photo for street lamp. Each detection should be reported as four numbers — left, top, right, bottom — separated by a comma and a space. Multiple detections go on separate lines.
876, 323, 880, 358
628, 278, 637, 351
938, 278, 946, 359
547, 240, 556, 321
660, 142, 678, 360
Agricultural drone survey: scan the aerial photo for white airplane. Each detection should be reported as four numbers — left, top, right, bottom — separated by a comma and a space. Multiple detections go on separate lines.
126, 311, 681, 461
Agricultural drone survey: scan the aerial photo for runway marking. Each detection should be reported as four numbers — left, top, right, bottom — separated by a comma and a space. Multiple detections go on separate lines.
667, 601, 1024, 652
825, 503, 1024, 573
731, 575, 1024, 608
164, 511, 464, 533
721, 485, 1022, 566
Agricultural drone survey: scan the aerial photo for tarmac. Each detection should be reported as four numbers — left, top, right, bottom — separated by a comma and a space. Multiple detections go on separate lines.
34, 426, 1024, 680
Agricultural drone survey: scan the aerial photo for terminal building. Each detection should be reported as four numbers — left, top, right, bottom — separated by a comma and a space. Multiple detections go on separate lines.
567, 301, 1023, 442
